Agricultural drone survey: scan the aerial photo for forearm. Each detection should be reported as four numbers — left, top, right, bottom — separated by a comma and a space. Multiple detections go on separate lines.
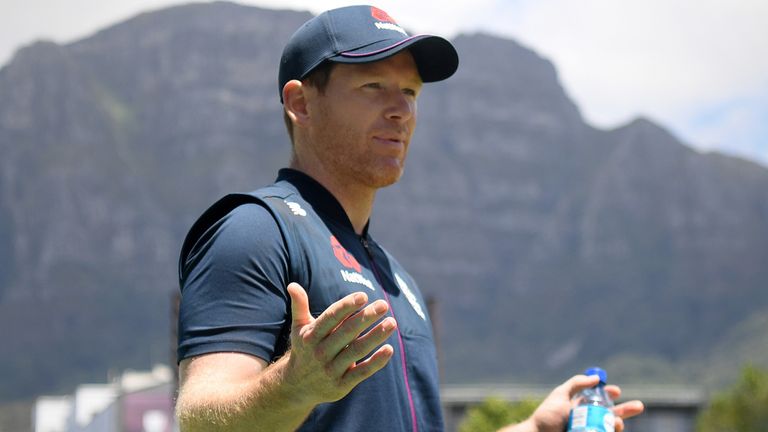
176, 353, 314, 432
497, 418, 538, 432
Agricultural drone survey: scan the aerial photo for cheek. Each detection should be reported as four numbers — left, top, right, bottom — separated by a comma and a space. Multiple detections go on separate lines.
407, 116, 417, 140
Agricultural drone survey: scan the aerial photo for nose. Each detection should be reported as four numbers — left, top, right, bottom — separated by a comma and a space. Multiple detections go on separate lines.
385, 90, 416, 123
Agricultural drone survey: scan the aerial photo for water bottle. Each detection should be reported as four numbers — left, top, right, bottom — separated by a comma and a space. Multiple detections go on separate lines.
567, 367, 615, 432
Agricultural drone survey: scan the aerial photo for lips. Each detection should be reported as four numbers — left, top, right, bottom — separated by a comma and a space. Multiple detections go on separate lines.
371, 135, 406, 159
372, 136, 405, 149
374, 136, 404, 144
373, 130, 407, 144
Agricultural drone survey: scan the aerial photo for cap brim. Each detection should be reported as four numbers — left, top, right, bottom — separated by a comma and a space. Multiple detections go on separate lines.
330, 34, 459, 83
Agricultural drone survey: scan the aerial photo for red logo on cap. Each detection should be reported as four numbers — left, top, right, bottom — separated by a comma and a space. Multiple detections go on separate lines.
331, 235, 362, 273
371, 6, 397, 24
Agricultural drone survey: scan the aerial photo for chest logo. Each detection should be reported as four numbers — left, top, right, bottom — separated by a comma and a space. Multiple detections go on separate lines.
331, 235, 374, 291
330, 235, 362, 273
395, 273, 426, 321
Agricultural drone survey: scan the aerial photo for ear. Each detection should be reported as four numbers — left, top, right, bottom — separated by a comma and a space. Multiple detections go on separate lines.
283, 80, 310, 127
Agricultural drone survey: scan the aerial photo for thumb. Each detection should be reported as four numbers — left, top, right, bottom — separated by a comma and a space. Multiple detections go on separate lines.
287, 282, 312, 328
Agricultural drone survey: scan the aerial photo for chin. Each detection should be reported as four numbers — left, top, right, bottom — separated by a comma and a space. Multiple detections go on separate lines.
364, 167, 404, 189
375, 176, 401, 188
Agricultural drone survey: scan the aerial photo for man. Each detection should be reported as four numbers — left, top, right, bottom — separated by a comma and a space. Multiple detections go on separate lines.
175, 5, 643, 431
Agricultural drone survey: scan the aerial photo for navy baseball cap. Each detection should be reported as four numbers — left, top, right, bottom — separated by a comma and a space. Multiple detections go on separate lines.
278, 5, 459, 101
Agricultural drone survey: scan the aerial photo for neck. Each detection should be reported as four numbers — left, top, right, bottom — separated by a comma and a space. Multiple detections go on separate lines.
289, 159, 375, 235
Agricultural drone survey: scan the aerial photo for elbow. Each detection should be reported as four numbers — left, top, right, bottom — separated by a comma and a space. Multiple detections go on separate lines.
175, 387, 250, 432
174, 395, 204, 432
175, 392, 224, 432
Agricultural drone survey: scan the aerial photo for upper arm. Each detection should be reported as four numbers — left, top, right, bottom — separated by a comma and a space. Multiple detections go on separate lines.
177, 202, 291, 363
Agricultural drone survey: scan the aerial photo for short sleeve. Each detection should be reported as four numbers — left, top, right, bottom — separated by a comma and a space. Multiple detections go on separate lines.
177, 202, 290, 363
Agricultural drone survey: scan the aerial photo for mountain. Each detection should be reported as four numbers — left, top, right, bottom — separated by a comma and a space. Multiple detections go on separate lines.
1, 2, 767, 402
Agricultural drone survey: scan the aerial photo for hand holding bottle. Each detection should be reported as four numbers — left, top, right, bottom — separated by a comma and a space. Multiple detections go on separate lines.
567, 367, 615, 432
499, 369, 644, 432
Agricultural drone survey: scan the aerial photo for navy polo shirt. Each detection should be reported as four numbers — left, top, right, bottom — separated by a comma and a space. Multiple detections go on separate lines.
177, 169, 443, 431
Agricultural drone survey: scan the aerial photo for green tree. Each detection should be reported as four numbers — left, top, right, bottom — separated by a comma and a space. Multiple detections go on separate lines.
696, 365, 768, 432
458, 397, 540, 432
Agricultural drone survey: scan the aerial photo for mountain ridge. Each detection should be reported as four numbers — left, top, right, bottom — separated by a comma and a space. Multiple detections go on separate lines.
1, 2, 767, 401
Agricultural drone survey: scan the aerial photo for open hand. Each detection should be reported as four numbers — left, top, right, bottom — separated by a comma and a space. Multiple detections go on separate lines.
283, 282, 398, 405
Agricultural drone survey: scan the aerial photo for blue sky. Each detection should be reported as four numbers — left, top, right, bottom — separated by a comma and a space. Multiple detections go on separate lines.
3, 0, 767, 166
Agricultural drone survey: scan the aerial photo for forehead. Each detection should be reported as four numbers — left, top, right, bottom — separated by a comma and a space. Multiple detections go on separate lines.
330, 50, 422, 84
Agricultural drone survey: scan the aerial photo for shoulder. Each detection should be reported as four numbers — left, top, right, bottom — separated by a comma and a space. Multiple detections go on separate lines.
179, 187, 293, 262
179, 199, 287, 282
212, 203, 282, 255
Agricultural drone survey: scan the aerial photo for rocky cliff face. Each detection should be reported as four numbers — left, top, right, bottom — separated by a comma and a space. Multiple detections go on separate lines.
377, 33, 768, 382
1, 2, 767, 400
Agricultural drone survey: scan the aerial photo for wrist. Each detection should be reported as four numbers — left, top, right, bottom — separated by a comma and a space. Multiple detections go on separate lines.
269, 352, 318, 409
498, 417, 538, 432
518, 417, 539, 432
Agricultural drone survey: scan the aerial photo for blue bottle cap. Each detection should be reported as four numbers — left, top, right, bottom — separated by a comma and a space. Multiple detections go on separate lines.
584, 367, 607, 385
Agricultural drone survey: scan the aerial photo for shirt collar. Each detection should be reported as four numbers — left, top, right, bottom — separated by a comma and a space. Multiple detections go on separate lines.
276, 168, 370, 236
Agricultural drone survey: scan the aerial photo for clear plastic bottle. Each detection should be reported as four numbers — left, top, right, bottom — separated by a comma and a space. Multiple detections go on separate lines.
567, 367, 615, 432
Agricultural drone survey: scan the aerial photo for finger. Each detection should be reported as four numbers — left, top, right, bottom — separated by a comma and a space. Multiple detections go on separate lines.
340, 344, 394, 388
612, 400, 645, 419
331, 316, 397, 375
560, 374, 601, 399
319, 300, 390, 356
605, 384, 621, 400
287, 283, 312, 328
305, 291, 368, 343
615, 416, 625, 432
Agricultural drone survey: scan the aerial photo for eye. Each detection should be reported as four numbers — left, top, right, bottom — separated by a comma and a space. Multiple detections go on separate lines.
363, 82, 383, 89
403, 88, 418, 97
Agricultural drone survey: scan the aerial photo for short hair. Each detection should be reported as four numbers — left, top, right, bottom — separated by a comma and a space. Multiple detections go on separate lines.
283, 61, 336, 145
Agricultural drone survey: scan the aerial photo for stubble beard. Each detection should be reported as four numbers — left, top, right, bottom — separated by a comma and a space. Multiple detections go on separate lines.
328, 140, 406, 190
315, 121, 407, 191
